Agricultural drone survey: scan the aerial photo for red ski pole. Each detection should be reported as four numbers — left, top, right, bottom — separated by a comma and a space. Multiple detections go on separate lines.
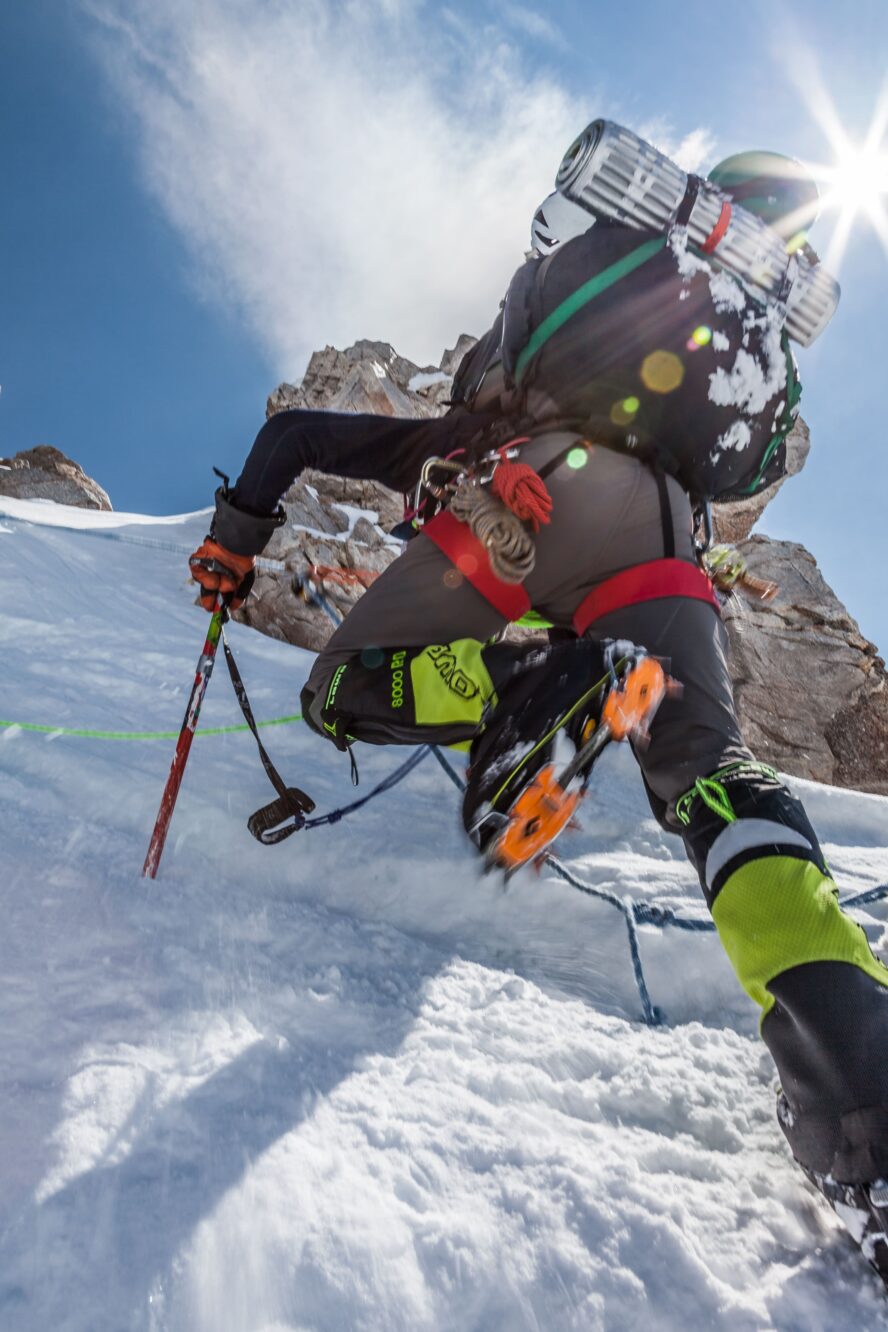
142, 598, 228, 878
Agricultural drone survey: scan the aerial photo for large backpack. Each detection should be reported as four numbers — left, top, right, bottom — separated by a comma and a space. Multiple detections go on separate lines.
453, 220, 801, 502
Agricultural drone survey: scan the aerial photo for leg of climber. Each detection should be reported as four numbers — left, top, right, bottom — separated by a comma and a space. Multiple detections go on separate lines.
589, 590, 888, 1191
299, 508, 626, 785
300, 529, 510, 751
299, 431, 710, 858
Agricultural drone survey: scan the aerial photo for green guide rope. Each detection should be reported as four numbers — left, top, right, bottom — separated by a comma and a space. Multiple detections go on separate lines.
0, 715, 302, 741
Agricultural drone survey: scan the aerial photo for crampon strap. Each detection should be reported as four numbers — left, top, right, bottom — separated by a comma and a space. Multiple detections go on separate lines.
221, 633, 315, 843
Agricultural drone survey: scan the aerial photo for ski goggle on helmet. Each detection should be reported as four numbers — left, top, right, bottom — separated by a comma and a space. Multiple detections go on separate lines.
707, 150, 821, 250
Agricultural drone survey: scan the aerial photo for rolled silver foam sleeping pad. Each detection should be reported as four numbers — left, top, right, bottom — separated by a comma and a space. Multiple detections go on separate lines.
555, 119, 839, 347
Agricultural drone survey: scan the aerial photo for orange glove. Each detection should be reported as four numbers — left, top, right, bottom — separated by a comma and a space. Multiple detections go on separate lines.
189, 539, 256, 611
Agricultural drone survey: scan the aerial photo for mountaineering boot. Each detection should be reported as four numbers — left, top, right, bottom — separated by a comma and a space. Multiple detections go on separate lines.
801, 1161, 888, 1293
462, 640, 669, 871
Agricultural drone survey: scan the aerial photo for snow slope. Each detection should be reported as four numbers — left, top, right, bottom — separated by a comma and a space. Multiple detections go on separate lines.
2, 497, 888, 1332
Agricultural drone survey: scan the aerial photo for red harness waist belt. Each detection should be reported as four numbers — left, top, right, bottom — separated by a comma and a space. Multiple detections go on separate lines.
573, 559, 719, 635
424, 511, 717, 630
423, 510, 531, 621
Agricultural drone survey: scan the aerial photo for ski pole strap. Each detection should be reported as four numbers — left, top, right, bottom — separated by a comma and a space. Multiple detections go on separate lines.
422, 509, 532, 621
573, 559, 720, 635
220, 632, 315, 844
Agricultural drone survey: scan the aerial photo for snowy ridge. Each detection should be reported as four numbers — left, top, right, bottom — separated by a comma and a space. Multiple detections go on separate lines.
2, 497, 888, 1330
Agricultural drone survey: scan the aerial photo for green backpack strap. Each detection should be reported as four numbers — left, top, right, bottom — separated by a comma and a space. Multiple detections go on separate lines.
736, 332, 802, 497
513, 236, 667, 388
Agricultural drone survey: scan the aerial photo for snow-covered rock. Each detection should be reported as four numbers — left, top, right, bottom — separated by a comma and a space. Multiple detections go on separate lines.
241, 336, 476, 648
0, 444, 111, 510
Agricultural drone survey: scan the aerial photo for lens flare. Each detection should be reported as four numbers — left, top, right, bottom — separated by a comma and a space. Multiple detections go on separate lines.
610, 397, 640, 426
641, 351, 684, 393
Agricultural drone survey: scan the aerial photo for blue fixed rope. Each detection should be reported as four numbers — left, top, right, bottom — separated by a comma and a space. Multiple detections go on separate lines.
299, 746, 431, 828
279, 576, 888, 1025
427, 743, 888, 1025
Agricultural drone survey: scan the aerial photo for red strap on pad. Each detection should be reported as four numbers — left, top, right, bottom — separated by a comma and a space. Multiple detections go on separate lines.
701, 201, 732, 254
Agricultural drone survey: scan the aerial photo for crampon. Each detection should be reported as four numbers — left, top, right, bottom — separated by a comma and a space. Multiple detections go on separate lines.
485, 655, 677, 876
803, 1166, 888, 1295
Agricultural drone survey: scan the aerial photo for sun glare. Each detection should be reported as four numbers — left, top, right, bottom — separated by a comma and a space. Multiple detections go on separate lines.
791, 62, 888, 269
824, 145, 888, 215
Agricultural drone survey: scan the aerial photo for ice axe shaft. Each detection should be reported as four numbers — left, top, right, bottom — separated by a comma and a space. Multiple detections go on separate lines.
142, 599, 227, 879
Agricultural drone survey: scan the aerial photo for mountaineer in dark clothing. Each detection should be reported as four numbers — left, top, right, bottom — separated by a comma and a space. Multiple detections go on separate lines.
190, 122, 888, 1284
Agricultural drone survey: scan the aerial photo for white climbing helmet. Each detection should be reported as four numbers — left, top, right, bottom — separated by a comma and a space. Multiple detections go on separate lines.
530, 190, 595, 255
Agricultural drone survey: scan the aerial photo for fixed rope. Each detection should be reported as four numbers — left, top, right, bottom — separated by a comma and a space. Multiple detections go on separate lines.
428, 744, 888, 1026
6, 525, 886, 1023
0, 716, 302, 741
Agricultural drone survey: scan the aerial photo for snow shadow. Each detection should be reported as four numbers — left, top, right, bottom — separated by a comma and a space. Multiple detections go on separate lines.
0, 906, 443, 1332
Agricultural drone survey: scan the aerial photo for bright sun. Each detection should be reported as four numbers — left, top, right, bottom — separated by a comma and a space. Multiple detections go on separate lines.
791, 62, 888, 269
821, 144, 888, 218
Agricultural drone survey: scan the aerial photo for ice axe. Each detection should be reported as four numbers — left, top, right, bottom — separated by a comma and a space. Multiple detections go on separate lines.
143, 587, 314, 878
142, 595, 230, 878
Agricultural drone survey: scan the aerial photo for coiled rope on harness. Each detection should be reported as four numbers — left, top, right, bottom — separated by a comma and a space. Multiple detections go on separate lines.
449, 478, 537, 584
418, 438, 554, 586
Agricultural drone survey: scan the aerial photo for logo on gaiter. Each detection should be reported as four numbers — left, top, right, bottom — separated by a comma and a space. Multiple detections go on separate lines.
390, 651, 406, 708
426, 645, 480, 700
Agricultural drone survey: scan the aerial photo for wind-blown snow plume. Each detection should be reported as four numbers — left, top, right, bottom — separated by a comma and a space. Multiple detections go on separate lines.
79, 0, 712, 376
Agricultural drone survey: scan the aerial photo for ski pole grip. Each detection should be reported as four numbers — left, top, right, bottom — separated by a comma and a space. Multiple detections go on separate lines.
247, 787, 316, 844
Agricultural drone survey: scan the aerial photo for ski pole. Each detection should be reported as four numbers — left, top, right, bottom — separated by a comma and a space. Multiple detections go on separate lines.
142, 597, 228, 878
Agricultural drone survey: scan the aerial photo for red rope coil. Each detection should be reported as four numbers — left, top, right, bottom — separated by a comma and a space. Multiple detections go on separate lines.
491, 444, 553, 533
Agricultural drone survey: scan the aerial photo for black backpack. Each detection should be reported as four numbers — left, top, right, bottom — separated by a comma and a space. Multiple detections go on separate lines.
454, 221, 801, 502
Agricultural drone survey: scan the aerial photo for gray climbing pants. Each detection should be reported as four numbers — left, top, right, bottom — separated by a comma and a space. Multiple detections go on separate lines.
302, 430, 752, 820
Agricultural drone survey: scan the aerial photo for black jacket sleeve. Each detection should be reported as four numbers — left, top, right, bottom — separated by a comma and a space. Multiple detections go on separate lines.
213, 407, 498, 556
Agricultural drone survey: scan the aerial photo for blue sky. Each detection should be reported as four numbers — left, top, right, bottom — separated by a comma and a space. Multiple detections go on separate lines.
2, 0, 886, 649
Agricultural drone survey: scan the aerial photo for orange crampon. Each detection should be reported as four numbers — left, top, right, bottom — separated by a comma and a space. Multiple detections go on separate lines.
491, 765, 581, 871
489, 655, 674, 873
600, 655, 668, 743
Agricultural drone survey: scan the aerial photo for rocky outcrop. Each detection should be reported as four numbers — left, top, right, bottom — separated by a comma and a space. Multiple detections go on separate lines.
712, 418, 810, 545
238, 338, 476, 649
266, 338, 470, 420
235, 467, 403, 652
721, 537, 888, 793
241, 335, 887, 795
0, 445, 112, 510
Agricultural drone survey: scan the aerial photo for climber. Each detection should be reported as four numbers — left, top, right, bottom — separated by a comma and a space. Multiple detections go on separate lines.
190, 124, 888, 1282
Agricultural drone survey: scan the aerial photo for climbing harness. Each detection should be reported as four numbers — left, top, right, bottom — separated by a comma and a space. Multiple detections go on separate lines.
409, 437, 554, 586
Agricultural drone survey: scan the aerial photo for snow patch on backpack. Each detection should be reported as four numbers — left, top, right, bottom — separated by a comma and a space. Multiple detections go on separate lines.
708, 318, 786, 416
713, 420, 752, 459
